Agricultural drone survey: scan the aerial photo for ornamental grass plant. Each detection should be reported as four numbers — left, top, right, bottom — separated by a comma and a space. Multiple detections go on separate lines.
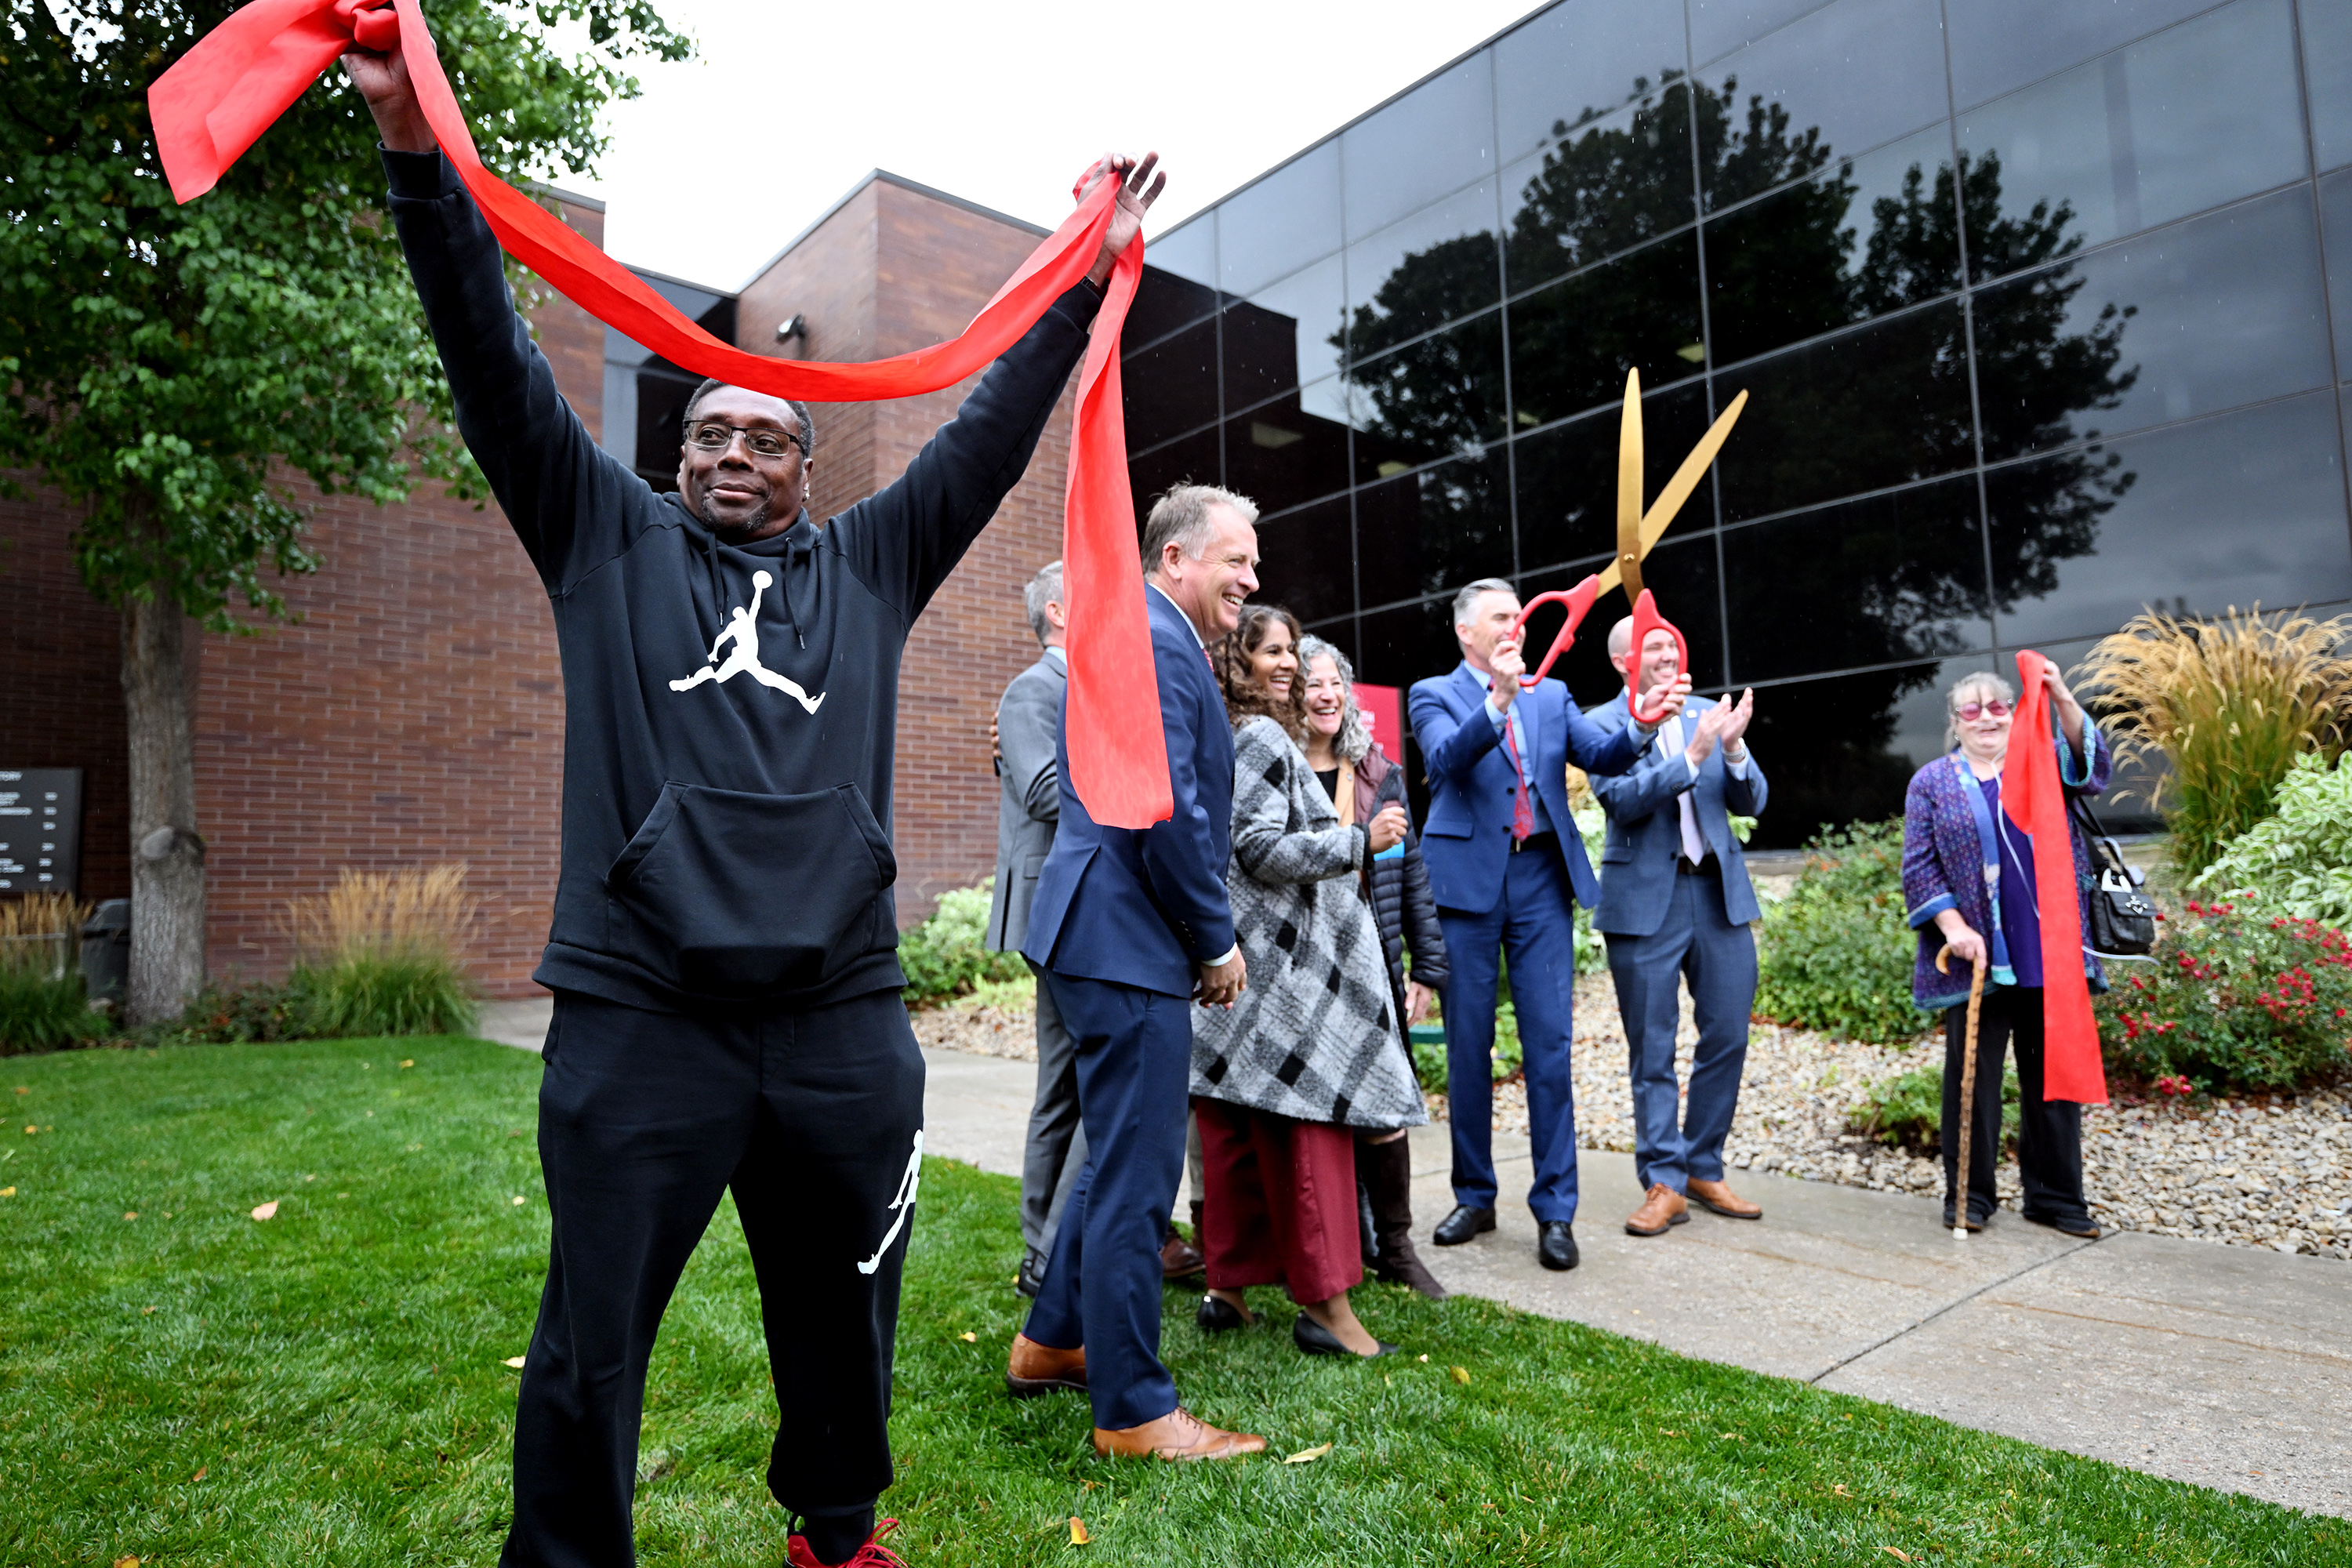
0, 894, 108, 1054
2074, 605, 2352, 879
2097, 902, 2352, 1095
1753, 819, 1924, 1044
283, 866, 480, 1038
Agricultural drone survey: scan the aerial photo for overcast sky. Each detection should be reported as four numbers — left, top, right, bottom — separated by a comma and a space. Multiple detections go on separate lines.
559, 0, 1542, 290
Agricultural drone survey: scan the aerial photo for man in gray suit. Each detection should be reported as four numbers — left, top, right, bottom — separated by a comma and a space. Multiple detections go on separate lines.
1591, 617, 1769, 1238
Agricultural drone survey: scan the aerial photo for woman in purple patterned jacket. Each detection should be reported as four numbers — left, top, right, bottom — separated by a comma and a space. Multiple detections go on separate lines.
1900, 666, 2109, 1238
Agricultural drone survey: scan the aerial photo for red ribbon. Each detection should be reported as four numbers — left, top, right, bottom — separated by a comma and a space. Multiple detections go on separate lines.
2002, 649, 2107, 1104
150, 0, 1171, 828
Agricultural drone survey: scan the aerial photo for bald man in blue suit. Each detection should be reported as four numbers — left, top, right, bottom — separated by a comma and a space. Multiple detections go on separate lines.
1406, 578, 1686, 1273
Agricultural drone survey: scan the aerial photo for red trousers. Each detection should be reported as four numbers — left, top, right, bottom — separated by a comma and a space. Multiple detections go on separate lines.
1193, 1097, 1360, 1305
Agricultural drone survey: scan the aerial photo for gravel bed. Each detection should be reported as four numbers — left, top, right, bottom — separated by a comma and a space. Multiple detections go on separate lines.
912, 977, 2352, 1260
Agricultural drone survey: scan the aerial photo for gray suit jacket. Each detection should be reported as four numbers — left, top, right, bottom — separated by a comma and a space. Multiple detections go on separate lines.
986, 651, 1065, 951
1589, 691, 1768, 936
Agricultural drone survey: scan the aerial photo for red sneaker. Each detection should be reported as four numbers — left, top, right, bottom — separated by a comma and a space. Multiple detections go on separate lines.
786, 1517, 905, 1568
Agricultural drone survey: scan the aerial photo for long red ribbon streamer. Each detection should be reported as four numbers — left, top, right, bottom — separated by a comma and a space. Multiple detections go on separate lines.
2002, 649, 2107, 1104
150, 0, 1172, 828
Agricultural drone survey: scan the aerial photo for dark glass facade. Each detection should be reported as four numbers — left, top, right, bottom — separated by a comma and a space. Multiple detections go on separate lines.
1120, 0, 2352, 846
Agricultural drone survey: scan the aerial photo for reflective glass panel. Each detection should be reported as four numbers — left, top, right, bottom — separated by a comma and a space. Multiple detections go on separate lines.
1127, 426, 1221, 524
1722, 476, 1991, 683
1693, 0, 1949, 209
1125, 260, 1221, 350
1218, 142, 1344, 299
1223, 254, 1345, 415
1356, 451, 1513, 612
1703, 128, 1960, 365
1342, 56, 1496, 243
1736, 659, 1976, 847
1345, 181, 1501, 355
1523, 534, 1727, 694
1358, 596, 1467, 695
1508, 235, 1705, 430
1250, 495, 1356, 629
1690, 0, 1838, 67
1495, 0, 1688, 162
1122, 318, 1219, 454
1973, 187, 2332, 461
1501, 87, 1697, 292
1987, 392, 2352, 647
1221, 397, 1351, 521
1345, 311, 1510, 478
1947, 0, 2241, 111
1515, 380, 1716, 570
1711, 300, 1975, 522
2310, 0, 2352, 172
2326, 169, 2352, 376
1956, 0, 2305, 278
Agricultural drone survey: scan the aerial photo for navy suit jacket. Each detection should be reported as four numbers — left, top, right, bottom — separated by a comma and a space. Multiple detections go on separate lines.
1022, 585, 1236, 996
1588, 691, 1769, 935
1407, 662, 1645, 913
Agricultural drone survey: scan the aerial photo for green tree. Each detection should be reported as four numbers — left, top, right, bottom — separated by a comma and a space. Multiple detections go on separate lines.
0, 0, 686, 1022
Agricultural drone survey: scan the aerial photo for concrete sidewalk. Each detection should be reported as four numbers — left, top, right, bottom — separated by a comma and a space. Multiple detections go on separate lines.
474, 1002, 2352, 1518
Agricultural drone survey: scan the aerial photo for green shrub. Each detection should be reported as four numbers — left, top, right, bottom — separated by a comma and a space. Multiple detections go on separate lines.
0, 970, 110, 1054
1849, 1062, 2018, 1152
2192, 751, 2352, 927
1754, 818, 1925, 1044
900, 879, 1026, 1007
295, 956, 477, 1038
136, 978, 313, 1046
2097, 902, 2352, 1094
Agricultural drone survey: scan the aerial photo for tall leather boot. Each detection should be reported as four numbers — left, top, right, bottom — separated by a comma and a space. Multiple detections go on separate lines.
1359, 1133, 1446, 1301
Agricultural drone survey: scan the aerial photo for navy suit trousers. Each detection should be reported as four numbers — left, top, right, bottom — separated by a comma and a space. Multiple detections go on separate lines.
1602, 871, 1758, 1193
1436, 845, 1582, 1223
1020, 971, 1192, 1431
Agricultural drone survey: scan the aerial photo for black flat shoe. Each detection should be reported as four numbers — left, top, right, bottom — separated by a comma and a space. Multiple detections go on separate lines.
1293, 1315, 1399, 1359
1537, 1220, 1579, 1272
2024, 1211, 2100, 1240
1196, 1294, 1250, 1332
1941, 1207, 1987, 1232
1432, 1204, 1497, 1247
1016, 1251, 1048, 1298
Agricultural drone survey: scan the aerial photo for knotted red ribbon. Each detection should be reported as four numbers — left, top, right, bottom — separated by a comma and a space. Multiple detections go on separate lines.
151, 0, 1170, 828
2002, 649, 2107, 1104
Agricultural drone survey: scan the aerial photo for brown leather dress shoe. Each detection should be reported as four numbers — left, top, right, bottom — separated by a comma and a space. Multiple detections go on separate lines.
1004, 1334, 1087, 1399
1686, 1178, 1762, 1219
1092, 1407, 1268, 1461
1161, 1225, 1205, 1278
1625, 1183, 1690, 1236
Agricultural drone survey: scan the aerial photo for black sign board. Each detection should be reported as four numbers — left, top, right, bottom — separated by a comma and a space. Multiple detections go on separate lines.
0, 769, 84, 896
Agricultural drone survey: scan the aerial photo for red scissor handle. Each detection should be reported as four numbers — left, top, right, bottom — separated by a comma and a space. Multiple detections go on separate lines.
1507, 576, 1602, 688
1625, 588, 1688, 724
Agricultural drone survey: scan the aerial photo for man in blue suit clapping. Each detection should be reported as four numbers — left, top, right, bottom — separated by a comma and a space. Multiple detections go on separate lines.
1408, 579, 1685, 1272
1007, 485, 1268, 1462
1592, 618, 1769, 1237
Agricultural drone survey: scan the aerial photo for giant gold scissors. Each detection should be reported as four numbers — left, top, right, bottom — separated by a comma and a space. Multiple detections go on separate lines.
1512, 370, 1747, 722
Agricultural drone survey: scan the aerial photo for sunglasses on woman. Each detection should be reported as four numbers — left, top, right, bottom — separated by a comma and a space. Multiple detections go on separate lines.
1954, 700, 2011, 721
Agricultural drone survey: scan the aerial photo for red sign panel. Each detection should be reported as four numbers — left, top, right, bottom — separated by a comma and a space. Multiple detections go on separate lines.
1355, 682, 1403, 757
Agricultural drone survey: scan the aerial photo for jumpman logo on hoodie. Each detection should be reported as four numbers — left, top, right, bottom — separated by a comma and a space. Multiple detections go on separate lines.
669, 569, 826, 713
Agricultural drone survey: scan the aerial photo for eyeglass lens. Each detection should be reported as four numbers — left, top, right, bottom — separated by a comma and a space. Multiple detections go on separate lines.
1955, 701, 2011, 720
689, 422, 797, 459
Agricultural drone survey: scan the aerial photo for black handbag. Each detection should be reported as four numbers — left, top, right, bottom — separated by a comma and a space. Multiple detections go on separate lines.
2069, 793, 2158, 959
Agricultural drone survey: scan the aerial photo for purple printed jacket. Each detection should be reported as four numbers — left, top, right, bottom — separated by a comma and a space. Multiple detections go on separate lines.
1900, 722, 2111, 1013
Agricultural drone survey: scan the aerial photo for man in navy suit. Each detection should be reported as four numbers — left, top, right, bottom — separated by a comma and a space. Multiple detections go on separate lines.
1408, 579, 1685, 1272
1005, 485, 1268, 1461
1592, 619, 1768, 1236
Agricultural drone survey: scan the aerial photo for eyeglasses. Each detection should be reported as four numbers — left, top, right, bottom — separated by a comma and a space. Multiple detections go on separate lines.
685, 421, 804, 459
1954, 700, 2012, 721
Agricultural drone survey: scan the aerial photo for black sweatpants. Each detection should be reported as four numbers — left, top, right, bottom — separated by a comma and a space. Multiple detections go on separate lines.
500, 989, 926, 1568
1940, 985, 2089, 1229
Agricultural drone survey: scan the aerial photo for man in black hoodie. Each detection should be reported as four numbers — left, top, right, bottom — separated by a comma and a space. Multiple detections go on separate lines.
347, 38, 1160, 1568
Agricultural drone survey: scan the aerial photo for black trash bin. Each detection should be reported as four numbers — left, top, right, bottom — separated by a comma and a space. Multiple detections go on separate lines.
82, 898, 131, 1008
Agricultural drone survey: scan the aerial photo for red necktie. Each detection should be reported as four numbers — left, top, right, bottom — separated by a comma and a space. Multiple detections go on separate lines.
1501, 707, 1534, 843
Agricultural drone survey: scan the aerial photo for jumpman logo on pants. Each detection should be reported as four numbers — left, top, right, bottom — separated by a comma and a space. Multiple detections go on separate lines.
668, 569, 826, 713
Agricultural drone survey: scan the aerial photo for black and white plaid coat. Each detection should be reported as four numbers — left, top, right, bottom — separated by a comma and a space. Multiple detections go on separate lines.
1190, 717, 1428, 1131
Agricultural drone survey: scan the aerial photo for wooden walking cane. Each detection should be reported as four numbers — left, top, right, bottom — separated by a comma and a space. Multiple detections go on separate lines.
1936, 944, 1987, 1240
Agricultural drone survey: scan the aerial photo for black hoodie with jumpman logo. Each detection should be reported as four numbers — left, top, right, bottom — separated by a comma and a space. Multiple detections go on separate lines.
386, 150, 1099, 1013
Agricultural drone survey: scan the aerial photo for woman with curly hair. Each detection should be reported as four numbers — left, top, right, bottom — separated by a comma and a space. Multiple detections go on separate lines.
1192, 606, 1425, 1357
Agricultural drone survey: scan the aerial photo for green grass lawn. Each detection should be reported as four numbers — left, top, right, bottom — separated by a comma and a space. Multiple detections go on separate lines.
1, 1036, 2339, 1567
